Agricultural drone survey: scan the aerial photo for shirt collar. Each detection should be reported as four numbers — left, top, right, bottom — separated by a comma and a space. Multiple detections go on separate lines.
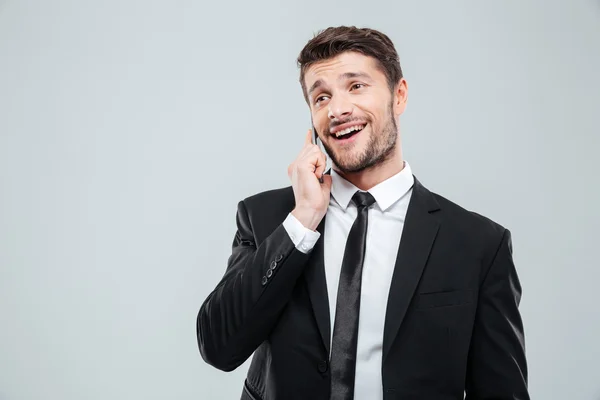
330, 161, 414, 212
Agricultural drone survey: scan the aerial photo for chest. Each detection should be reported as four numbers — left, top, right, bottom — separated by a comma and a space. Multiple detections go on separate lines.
323, 205, 407, 342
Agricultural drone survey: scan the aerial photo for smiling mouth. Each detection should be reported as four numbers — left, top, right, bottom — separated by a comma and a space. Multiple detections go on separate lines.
332, 124, 366, 140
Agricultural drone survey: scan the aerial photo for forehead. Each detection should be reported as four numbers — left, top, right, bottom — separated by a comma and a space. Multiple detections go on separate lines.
304, 51, 384, 86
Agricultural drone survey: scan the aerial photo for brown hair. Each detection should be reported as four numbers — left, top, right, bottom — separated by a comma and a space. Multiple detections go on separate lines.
297, 26, 403, 103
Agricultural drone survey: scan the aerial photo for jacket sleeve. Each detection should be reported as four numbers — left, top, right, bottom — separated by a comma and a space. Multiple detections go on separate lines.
465, 229, 530, 400
196, 200, 312, 371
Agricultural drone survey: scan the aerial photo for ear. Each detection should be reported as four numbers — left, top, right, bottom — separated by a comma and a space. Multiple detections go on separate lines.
392, 78, 408, 117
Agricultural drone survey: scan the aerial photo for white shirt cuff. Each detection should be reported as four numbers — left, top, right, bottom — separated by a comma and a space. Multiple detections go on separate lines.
282, 213, 321, 254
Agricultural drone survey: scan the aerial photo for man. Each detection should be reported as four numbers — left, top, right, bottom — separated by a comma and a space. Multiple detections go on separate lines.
196, 26, 529, 400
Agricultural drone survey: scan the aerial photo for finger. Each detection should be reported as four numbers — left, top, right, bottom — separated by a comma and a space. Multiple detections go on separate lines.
298, 141, 319, 159
296, 149, 323, 176
314, 151, 327, 178
305, 129, 313, 146
298, 144, 323, 168
302, 142, 322, 156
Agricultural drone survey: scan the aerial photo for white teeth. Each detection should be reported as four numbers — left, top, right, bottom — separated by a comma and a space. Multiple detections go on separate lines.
335, 124, 365, 137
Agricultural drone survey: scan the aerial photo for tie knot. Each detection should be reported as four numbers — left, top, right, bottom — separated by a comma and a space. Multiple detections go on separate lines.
352, 191, 376, 209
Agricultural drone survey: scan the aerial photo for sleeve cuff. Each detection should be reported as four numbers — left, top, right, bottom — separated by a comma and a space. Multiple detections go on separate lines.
282, 213, 321, 254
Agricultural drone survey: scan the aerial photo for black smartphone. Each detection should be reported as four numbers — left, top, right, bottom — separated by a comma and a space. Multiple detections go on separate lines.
311, 123, 325, 183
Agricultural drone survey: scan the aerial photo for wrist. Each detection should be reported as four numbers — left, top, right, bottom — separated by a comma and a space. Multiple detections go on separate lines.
291, 207, 322, 231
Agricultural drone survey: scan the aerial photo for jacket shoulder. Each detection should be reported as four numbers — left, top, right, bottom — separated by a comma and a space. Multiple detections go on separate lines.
429, 189, 508, 239
234, 186, 296, 241
241, 185, 295, 211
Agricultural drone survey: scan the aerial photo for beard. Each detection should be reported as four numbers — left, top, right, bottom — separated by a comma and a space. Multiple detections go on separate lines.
320, 102, 398, 174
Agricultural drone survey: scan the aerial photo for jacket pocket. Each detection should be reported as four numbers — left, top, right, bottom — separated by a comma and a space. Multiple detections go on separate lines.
243, 379, 262, 400
417, 289, 473, 309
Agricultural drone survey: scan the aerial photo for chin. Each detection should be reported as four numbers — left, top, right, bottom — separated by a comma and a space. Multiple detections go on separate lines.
334, 157, 369, 174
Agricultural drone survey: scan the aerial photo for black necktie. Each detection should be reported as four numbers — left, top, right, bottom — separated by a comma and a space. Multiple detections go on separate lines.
330, 190, 376, 400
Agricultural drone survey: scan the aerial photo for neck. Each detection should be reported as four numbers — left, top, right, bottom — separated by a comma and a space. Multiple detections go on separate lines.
334, 148, 405, 191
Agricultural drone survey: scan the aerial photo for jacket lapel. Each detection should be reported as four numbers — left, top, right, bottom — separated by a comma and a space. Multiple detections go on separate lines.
303, 168, 332, 355
382, 176, 441, 363
304, 216, 331, 355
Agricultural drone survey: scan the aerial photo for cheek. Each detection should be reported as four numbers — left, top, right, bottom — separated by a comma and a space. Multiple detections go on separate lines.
355, 98, 382, 121
312, 112, 329, 134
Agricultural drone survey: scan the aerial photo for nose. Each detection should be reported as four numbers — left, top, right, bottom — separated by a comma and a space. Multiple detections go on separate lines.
327, 94, 353, 121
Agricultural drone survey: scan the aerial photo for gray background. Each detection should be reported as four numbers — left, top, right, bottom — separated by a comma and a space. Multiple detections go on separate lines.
1, 0, 599, 399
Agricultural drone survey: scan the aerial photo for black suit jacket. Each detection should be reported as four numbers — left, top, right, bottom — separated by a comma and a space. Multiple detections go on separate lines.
196, 175, 529, 400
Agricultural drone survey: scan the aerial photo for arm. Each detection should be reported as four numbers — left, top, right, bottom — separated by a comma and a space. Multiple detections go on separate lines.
465, 229, 530, 400
196, 200, 318, 371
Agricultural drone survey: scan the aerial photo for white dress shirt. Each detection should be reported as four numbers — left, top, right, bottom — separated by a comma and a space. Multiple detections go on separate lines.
282, 161, 414, 400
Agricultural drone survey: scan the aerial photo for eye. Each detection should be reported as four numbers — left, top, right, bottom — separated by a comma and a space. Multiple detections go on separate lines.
351, 83, 365, 90
315, 95, 329, 105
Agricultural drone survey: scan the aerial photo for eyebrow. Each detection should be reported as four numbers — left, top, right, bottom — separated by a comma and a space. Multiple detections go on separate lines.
307, 72, 373, 98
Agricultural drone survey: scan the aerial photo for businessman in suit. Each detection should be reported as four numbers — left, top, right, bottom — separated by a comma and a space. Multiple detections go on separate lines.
196, 26, 529, 400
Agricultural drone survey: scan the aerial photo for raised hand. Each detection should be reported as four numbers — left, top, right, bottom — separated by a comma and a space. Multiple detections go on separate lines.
287, 129, 332, 231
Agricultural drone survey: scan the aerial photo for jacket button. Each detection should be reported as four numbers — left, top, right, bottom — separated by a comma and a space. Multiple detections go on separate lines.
275, 254, 283, 262
270, 260, 277, 269
317, 360, 328, 373
266, 268, 273, 278
261, 276, 268, 286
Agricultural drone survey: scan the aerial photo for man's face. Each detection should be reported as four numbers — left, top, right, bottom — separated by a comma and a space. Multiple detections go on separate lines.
304, 51, 407, 174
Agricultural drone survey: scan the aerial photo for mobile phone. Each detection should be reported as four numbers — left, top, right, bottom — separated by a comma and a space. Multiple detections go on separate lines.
311, 123, 325, 183
312, 123, 319, 147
